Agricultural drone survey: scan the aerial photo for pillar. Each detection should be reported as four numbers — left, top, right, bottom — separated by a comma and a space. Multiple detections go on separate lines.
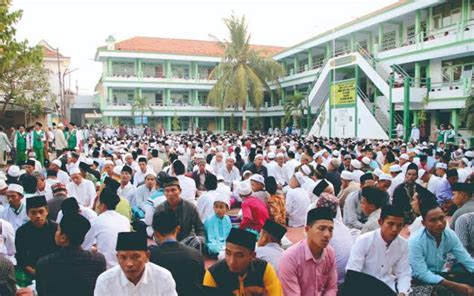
403, 76, 411, 141
328, 68, 333, 137
451, 109, 459, 134
413, 110, 419, 127
415, 10, 421, 43
355, 65, 359, 137
194, 117, 199, 128
166, 117, 171, 131
165, 60, 171, 78
107, 58, 113, 76
326, 43, 332, 59
270, 117, 274, 128
415, 62, 421, 87
427, 7, 432, 33
307, 50, 313, 69
399, 23, 404, 47
350, 33, 356, 52
190, 62, 196, 79
378, 24, 384, 48
136, 59, 142, 77
389, 76, 394, 139
107, 87, 113, 106
165, 89, 171, 106
270, 91, 274, 107
293, 56, 299, 74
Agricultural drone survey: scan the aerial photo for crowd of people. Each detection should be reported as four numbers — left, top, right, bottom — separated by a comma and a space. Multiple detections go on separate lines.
0, 121, 472, 296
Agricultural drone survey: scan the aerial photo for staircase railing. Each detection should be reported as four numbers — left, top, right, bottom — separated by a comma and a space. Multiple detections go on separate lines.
357, 87, 391, 133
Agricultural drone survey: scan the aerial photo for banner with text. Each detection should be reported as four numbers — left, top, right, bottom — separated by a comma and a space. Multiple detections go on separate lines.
330, 79, 356, 106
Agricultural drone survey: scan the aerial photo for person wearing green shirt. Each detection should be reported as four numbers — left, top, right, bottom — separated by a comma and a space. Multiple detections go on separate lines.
446, 123, 456, 144
13, 125, 28, 165
67, 124, 78, 150
436, 124, 446, 145
32, 122, 46, 166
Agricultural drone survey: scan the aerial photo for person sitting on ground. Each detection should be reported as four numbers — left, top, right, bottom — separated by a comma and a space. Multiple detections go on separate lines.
279, 207, 337, 295
285, 172, 312, 228
360, 187, 384, 234
249, 174, 269, 204
450, 182, 474, 230
408, 189, 437, 235
239, 182, 269, 237
154, 176, 205, 253
204, 195, 232, 258
203, 228, 282, 295
455, 212, 474, 258
94, 232, 177, 295
56, 197, 97, 224
36, 213, 106, 296
15, 195, 58, 278
196, 174, 219, 222
265, 176, 286, 226
409, 200, 474, 296
150, 211, 205, 296
343, 172, 375, 230
344, 205, 411, 296
256, 219, 287, 275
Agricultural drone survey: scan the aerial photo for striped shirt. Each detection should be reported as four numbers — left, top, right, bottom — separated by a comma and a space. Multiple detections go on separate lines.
455, 212, 474, 258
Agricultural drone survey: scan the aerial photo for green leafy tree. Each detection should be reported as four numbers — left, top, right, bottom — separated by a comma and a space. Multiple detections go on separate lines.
283, 93, 306, 128
207, 14, 285, 134
460, 94, 474, 131
131, 95, 153, 126
0, 5, 51, 122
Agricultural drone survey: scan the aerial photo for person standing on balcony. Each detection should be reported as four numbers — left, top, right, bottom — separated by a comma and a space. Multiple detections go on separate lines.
396, 123, 404, 139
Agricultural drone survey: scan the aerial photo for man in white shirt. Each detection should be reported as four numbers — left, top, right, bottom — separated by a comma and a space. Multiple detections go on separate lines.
360, 187, 383, 234
210, 152, 225, 176
1, 184, 28, 231
94, 231, 177, 296
345, 205, 411, 295
220, 156, 240, 188
196, 174, 219, 222
50, 159, 70, 185
54, 123, 68, 157
148, 149, 164, 174
133, 157, 154, 187
282, 151, 300, 184
117, 166, 137, 207
67, 168, 96, 208
173, 160, 196, 203
267, 153, 286, 188
256, 219, 286, 275
83, 189, 130, 269
285, 173, 311, 227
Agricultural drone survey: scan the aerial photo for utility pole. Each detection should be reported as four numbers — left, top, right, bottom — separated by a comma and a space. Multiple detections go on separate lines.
56, 48, 64, 120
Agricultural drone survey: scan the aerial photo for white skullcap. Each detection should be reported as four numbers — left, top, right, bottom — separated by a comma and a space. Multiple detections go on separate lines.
249, 174, 265, 185
243, 170, 253, 176
69, 167, 81, 175
351, 159, 362, 169
389, 164, 402, 173
362, 157, 371, 165
254, 154, 264, 160
85, 158, 94, 166
276, 152, 285, 158
52, 159, 62, 167
213, 194, 230, 208
379, 174, 392, 181
177, 147, 185, 155
373, 168, 383, 177
7, 165, 20, 177
332, 150, 340, 157
145, 171, 157, 178
216, 175, 224, 181
340, 171, 353, 181
418, 169, 426, 178
104, 160, 114, 166
435, 163, 447, 170
400, 153, 409, 160
461, 158, 470, 166
294, 171, 306, 186
7, 183, 24, 195
0, 179, 7, 191
267, 152, 276, 159
301, 165, 312, 176
238, 182, 252, 196
465, 151, 474, 158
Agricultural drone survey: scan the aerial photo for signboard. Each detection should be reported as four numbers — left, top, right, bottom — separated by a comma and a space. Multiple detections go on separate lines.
134, 116, 148, 125
330, 80, 356, 106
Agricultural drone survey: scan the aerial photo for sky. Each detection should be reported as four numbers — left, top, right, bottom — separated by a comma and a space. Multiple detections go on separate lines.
11, 0, 398, 94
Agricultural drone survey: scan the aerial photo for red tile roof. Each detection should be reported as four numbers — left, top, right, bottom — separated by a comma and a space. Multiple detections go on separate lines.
113, 36, 284, 57
39, 40, 68, 59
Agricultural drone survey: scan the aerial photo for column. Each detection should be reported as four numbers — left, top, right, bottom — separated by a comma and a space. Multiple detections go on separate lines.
328, 68, 333, 138
270, 117, 274, 128
403, 76, 411, 141
368, 32, 373, 53
107, 58, 113, 77
165, 60, 171, 78
427, 7, 433, 33
166, 117, 171, 131
194, 63, 199, 79
350, 33, 356, 52
326, 42, 332, 59
378, 24, 384, 48
165, 89, 171, 106
413, 110, 419, 127
136, 59, 142, 78
307, 50, 313, 70
293, 56, 298, 74
107, 87, 113, 107
399, 23, 404, 47
190, 62, 196, 79
194, 117, 199, 128
354, 65, 359, 137
415, 62, 421, 87
415, 10, 421, 43
220, 117, 225, 132
451, 109, 459, 134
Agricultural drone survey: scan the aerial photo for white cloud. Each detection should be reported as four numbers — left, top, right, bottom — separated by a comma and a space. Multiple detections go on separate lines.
11, 0, 398, 94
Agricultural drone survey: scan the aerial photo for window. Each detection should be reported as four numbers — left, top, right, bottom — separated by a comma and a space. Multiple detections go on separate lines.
111, 89, 135, 105
171, 64, 190, 79
142, 63, 163, 78
198, 91, 209, 106
142, 90, 163, 106
407, 25, 416, 44
312, 54, 325, 69
155, 93, 163, 105
198, 66, 215, 79
170, 91, 190, 106
358, 40, 368, 50
112, 62, 135, 77
382, 31, 397, 51
453, 65, 462, 81
451, 9, 461, 24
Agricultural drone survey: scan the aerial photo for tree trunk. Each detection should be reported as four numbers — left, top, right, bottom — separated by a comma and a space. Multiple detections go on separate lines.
242, 104, 247, 136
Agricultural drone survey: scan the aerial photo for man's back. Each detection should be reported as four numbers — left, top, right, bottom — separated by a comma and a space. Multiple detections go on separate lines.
36, 247, 106, 296
149, 241, 204, 296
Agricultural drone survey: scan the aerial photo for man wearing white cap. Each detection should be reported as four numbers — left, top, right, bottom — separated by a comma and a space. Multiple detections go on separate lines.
50, 159, 70, 185
54, 123, 67, 158
388, 164, 404, 197
66, 168, 96, 208
1, 184, 28, 231
283, 150, 300, 184
285, 173, 311, 227
457, 158, 472, 183
249, 174, 269, 204
351, 159, 364, 183
220, 156, 240, 188
399, 153, 411, 174
210, 152, 225, 177
434, 162, 447, 178
337, 171, 359, 210
267, 153, 286, 188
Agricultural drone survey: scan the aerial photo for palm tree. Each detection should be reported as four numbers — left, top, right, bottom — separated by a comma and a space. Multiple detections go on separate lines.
131, 96, 153, 126
283, 93, 306, 128
208, 14, 285, 134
